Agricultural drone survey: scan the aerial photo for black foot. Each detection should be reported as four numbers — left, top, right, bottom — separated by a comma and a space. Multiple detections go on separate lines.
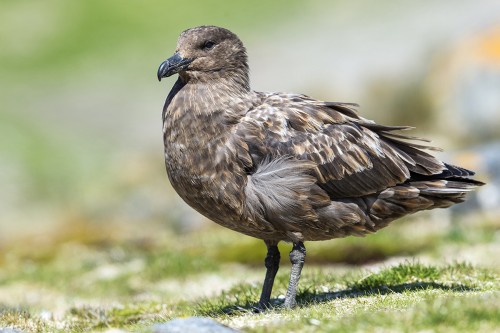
258, 241, 281, 308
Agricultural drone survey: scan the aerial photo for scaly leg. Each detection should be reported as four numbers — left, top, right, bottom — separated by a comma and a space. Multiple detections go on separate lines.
258, 240, 281, 309
283, 241, 306, 308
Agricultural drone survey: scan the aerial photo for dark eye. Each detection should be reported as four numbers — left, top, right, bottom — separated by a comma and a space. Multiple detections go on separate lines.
203, 40, 216, 50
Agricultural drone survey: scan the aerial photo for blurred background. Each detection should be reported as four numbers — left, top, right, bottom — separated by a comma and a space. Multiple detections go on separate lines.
1, 0, 499, 268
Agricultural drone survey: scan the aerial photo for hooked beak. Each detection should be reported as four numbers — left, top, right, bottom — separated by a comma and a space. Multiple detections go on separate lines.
157, 53, 193, 81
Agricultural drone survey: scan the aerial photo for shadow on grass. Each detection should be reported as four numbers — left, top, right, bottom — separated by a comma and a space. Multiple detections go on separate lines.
197, 282, 476, 316
299, 281, 476, 304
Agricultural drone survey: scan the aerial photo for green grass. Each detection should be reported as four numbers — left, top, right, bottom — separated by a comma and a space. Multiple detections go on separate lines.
1, 236, 498, 333
194, 261, 495, 314
1, 261, 496, 332
0, 216, 498, 332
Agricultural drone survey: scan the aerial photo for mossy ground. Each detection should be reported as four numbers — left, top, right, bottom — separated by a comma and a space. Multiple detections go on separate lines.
0, 214, 498, 332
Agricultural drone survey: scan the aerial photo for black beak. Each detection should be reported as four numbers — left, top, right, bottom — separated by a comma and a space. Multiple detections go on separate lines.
157, 53, 193, 81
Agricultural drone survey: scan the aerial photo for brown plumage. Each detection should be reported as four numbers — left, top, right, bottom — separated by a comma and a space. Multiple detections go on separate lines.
157, 26, 483, 309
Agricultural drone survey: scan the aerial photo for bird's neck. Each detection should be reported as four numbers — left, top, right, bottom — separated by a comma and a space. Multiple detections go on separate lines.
180, 66, 250, 95
177, 74, 253, 116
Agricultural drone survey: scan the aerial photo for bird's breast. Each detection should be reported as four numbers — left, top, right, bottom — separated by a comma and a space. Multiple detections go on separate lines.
162, 104, 249, 225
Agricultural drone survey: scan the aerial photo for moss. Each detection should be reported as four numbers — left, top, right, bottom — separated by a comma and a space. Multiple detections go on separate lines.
66, 303, 172, 331
0, 306, 56, 333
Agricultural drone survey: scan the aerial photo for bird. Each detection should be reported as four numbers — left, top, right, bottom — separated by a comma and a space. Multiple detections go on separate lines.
157, 25, 483, 309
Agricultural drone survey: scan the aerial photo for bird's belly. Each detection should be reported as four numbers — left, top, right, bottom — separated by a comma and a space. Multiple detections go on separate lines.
164, 142, 281, 239
163, 108, 286, 239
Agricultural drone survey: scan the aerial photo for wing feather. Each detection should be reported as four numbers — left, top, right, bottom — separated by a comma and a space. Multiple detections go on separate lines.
235, 93, 446, 198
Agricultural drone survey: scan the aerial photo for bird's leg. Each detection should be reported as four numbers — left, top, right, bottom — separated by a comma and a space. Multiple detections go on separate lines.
283, 241, 306, 308
258, 240, 281, 309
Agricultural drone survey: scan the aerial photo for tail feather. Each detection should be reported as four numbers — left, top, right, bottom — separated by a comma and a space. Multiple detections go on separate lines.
314, 175, 482, 239
368, 177, 482, 230
443, 163, 475, 177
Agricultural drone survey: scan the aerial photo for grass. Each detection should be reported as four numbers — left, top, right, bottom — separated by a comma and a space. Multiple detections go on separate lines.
1, 261, 497, 332
0, 216, 498, 332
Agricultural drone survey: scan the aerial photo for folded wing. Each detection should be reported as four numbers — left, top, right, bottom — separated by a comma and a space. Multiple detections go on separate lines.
235, 93, 456, 199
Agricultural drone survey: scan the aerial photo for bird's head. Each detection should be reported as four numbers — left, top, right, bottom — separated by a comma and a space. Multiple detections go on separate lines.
157, 26, 248, 85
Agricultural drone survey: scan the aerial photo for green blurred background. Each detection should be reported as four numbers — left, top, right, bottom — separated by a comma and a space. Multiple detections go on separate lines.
1, 0, 499, 257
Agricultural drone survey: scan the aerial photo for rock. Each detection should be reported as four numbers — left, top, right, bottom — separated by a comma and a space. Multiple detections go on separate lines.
152, 317, 238, 333
0, 328, 28, 333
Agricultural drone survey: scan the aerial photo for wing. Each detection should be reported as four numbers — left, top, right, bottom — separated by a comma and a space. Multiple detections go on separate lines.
235, 92, 447, 198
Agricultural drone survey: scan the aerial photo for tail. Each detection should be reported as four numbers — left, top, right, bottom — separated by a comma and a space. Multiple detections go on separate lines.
368, 164, 484, 230
311, 163, 484, 239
